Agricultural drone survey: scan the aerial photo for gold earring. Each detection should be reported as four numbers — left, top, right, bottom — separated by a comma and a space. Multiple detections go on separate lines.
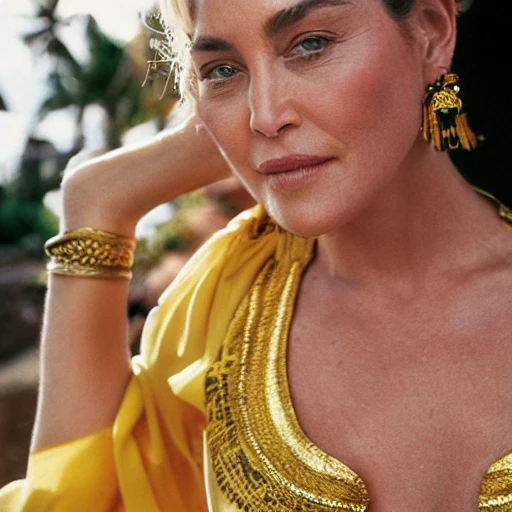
422, 73, 478, 152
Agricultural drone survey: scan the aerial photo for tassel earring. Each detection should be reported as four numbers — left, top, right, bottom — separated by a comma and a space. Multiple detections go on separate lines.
422, 73, 478, 152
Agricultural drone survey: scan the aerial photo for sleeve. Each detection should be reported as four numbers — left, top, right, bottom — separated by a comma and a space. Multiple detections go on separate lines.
0, 205, 278, 512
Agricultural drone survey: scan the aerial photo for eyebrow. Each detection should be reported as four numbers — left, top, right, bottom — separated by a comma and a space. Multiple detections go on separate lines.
191, 0, 351, 54
191, 36, 233, 54
265, 0, 352, 36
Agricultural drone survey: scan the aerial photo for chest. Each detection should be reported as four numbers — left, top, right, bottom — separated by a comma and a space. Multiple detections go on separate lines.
286, 277, 512, 511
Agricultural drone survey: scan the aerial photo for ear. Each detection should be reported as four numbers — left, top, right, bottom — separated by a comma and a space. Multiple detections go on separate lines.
411, 0, 458, 83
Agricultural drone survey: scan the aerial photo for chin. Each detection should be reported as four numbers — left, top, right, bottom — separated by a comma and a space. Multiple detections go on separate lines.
264, 202, 346, 239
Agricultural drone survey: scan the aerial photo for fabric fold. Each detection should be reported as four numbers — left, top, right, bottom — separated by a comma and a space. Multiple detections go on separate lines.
0, 205, 277, 512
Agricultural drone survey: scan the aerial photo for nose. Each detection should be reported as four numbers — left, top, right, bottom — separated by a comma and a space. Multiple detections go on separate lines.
248, 67, 301, 137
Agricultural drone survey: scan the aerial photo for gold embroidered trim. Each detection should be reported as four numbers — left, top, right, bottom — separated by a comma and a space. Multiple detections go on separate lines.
205, 232, 370, 511
472, 186, 512, 225
205, 202, 512, 511
480, 454, 512, 511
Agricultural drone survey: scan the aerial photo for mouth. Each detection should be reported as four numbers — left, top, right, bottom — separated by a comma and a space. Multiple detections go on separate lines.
256, 155, 336, 191
257, 155, 335, 175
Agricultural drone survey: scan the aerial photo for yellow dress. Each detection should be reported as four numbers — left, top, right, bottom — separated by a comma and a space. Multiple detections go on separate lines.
1, 202, 512, 512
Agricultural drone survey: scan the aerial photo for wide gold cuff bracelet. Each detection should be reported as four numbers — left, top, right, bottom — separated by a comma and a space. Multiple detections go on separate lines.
44, 228, 137, 279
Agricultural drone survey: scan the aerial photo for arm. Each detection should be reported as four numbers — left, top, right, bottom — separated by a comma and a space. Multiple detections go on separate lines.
31, 113, 230, 451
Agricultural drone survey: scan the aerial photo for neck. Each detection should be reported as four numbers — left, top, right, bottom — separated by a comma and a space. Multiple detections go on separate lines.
315, 149, 509, 289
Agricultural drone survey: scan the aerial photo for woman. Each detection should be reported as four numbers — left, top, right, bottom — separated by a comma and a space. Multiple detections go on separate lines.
2, 0, 512, 510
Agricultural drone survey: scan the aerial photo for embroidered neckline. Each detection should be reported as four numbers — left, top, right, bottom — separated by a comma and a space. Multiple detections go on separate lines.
204, 191, 512, 511
205, 233, 370, 511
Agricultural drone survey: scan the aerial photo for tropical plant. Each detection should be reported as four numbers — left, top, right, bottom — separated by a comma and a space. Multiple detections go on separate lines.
1, 0, 175, 248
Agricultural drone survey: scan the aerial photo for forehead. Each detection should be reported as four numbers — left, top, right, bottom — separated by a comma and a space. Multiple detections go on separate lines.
191, 0, 368, 35
193, 0, 300, 16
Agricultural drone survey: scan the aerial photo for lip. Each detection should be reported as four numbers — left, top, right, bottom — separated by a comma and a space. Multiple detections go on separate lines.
256, 154, 336, 192
257, 155, 335, 174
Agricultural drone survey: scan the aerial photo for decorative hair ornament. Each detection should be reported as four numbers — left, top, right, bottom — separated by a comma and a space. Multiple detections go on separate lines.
140, 10, 180, 99
45, 228, 137, 279
422, 73, 478, 152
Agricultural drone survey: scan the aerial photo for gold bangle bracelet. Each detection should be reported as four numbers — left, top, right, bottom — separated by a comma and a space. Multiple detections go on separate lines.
46, 260, 133, 280
44, 227, 136, 279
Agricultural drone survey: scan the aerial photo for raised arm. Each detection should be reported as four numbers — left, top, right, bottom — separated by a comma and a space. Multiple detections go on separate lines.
31, 113, 230, 450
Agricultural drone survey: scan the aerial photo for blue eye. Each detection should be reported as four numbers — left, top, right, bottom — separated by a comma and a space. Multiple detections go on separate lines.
299, 37, 325, 52
206, 65, 238, 80
290, 36, 332, 60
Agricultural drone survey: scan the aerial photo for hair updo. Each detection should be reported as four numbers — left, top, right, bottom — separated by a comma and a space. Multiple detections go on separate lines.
158, 0, 474, 96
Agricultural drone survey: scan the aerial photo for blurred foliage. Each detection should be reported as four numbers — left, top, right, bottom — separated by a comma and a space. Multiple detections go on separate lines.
133, 191, 208, 271
0, 192, 58, 255
21, 0, 170, 151
39, 15, 152, 150
9, 140, 68, 202
1, 0, 176, 249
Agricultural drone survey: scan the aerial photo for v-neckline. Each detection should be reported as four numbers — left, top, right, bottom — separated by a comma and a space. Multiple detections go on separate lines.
266, 192, 512, 510
270, 232, 512, 510
204, 190, 512, 511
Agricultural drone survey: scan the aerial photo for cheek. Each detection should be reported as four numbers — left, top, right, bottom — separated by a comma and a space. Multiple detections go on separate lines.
198, 93, 252, 164
198, 96, 263, 196
289, 39, 425, 216
316, 48, 422, 152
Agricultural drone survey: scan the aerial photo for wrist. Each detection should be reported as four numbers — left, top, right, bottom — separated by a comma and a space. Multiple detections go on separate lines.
60, 172, 138, 238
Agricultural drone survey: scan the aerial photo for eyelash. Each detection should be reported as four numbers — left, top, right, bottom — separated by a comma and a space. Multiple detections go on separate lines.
200, 35, 334, 86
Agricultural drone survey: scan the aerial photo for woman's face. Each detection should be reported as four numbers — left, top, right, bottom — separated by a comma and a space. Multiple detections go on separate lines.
191, 0, 429, 236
